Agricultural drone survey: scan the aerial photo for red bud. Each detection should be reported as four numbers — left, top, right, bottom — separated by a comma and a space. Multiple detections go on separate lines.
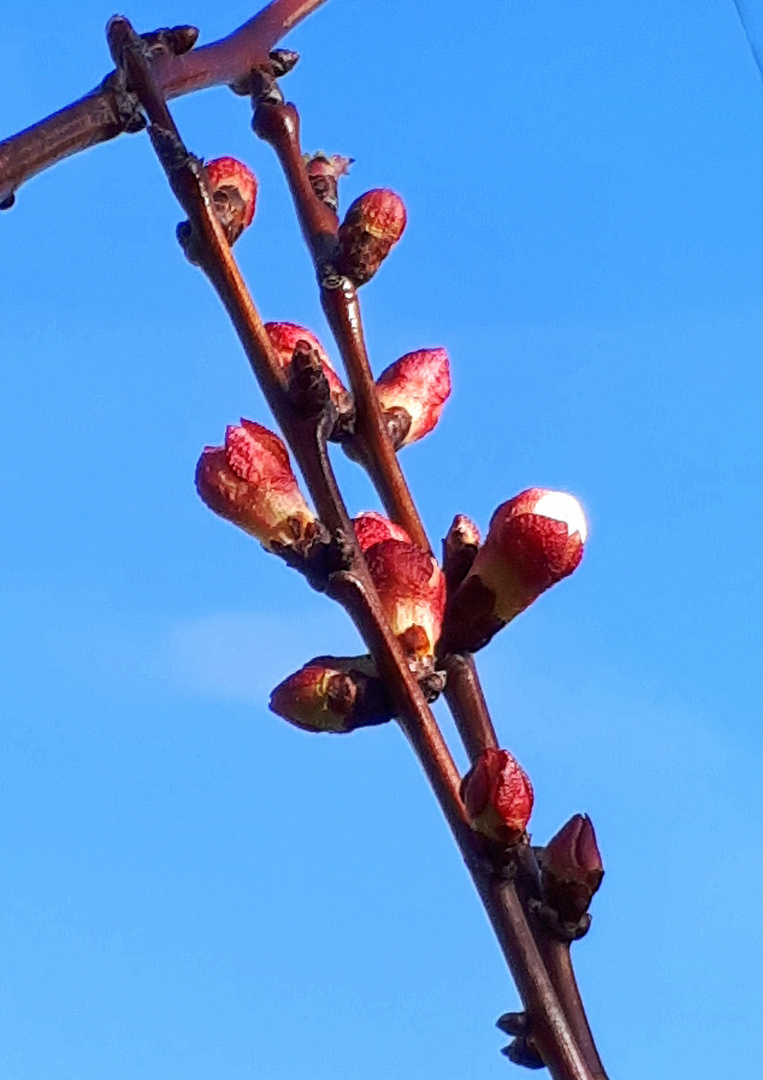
442, 489, 586, 653
195, 419, 316, 548
270, 664, 358, 733
336, 188, 407, 285
205, 156, 257, 244
264, 321, 349, 411
353, 511, 412, 553
460, 748, 534, 844
376, 348, 451, 447
539, 814, 604, 923
364, 540, 446, 658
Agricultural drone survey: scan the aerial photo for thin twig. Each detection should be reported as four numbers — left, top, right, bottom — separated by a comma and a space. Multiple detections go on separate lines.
0, 0, 329, 205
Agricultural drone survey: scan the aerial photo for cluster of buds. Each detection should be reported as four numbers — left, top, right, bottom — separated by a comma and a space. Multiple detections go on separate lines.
264, 321, 352, 416
304, 152, 353, 214
460, 748, 534, 845
195, 419, 319, 551
375, 348, 451, 448
269, 655, 393, 734
336, 188, 407, 285
441, 488, 586, 654
354, 512, 446, 662
204, 156, 258, 245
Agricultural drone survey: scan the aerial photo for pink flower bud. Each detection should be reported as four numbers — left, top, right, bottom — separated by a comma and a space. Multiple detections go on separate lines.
375, 348, 451, 447
460, 748, 534, 844
204, 156, 257, 244
353, 511, 411, 553
195, 419, 316, 548
442, 489, 586, 653
336, 188, 407, 285
304, 152, 353, 213
539, 814, 604, 923
364, 539, 446, 658
264, 321, 349, 411
270, 664, 358, 733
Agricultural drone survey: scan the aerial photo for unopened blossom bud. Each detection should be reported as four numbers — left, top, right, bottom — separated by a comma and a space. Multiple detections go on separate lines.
375, 348, 451, 448
442, 488, 586, 653
365, 539, 446, 658
204, 156, 257, 244
195, 419, 316, 549
443, 514, 481, 593
269, 658, 393, 732
304, 152, 353, 213
538, 814, 604, 924
460, 748, 534, 844
353, 511, 411, 553
264, 321, 350, 412
336, 188, 407, 285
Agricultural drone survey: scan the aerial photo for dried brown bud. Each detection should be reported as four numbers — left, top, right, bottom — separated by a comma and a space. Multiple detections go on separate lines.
304, 152, 353, 213
442, 514, 481, 593
353, 511, 412, 553
365, 540, 446, 658
375, 348, 452, 448
204, 157, 257, 244
460, 748, 534, 844
538, 814, 604, 923
195, 419, 316, 549
336, 189, 407, 285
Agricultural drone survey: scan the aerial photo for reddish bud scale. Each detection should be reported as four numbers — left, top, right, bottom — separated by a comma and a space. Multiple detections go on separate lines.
365, 539, 446, 658
353, 511, 412, 553
195, 419, 315, 548
460, 748, 534, 844
540, 813, 604, 923
270, 664, 357, 733
376, 348, 452, 447
264, 321, 350, 410
442, 489, 586, 653
336, 188, 407, 285
204, 156, 257, 243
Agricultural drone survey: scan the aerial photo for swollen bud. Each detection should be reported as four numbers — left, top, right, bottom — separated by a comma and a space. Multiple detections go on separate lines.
304, 152, 353, 213
376, 348, 452, 448
195, 419, 317, 549
460, 748, 534, 844
538, 814, 604, 924
269, 658, 393, 733
336, 188, 407, 285
353, 511, 412, 553
365, 540, 446, 658
204, 156, 257, 244
442, 489, 586, 653
265, 321, 350, 413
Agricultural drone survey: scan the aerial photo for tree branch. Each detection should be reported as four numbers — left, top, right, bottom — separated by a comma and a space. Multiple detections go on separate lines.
0, 0, 329, 206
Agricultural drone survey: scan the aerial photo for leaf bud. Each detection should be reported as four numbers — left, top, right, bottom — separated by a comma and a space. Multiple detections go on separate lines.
442, 489, 586, 653
538, 814, 604, 924
353, 511, 412, 553
269, 658, 393, 733
264, 321, 350, 413
375, 348, 451, 448
460, 748, 534, 844
304, 152, 353, 213
195, 419, 316, 549
336, 188, 407, 285
364, 540, 446, 658
204, 156, 257, 244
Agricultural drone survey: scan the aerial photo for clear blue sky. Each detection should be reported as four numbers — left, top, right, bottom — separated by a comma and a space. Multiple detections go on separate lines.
2, 1, 763, 1077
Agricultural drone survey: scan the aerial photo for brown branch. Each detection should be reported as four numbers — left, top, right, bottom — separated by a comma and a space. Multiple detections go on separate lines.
246, 80, 602, 1080
0, 0, 329, 206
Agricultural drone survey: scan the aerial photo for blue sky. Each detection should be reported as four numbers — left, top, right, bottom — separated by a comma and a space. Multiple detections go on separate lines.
2, 1, 763, 1076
